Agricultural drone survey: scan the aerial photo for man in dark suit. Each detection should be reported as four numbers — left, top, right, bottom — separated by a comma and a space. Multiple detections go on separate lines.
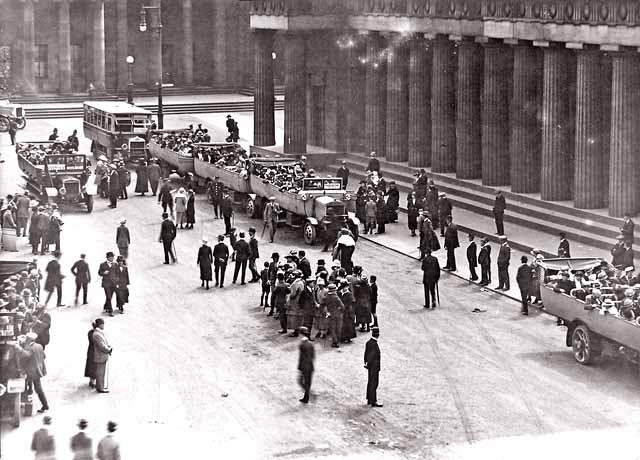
467, 233, 478, 281
232, 232, 251, 285
248, 227, 260, 282
443, 217, 459, 271
336, 161, 350, 189
15, 332, 49, 413
98, 252, 117, 316
213, 234, 229, 288
297, 326, 315, 404
478, 238, 492, 286
108, 167, 120, 209
298, 250, 312, 279
436, 192, 452, 237
71, 253, 91, 305
159, 213, 177, 264
496, 235, 511, 290
221, 193, 234, 235
493, 190, 506, 235
209, 177, 224, 218
366, 152, 380, 173
158, 179, 174, 217
558, 232, 571, 258
364, 327, 382, 407
421, 249, 440, 309
516, 256, 532, 315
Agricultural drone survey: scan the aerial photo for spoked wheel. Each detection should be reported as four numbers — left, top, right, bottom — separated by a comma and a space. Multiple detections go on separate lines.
303, 222, 316, 245
0, 117, 9, 132
572, 325, 599, 365
15, 117, 26, 129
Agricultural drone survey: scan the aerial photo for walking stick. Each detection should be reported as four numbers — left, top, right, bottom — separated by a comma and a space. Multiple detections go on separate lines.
172, 241, 178, 264
436, 281, 440, 307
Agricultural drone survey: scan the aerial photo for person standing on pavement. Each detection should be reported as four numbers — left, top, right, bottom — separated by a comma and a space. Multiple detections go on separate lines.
496, 235, 511, 291
443, 216, 459, 271
159, 213, 177, 265
421, 249, 440, 309
186, 189, 196, 230
115, 218, 130, 259
15, 191, 30, 237
558, 232, 571, 258
466, 234, 478, 281
31, 416, 55, 459
8, 117, 17, 145
385, 181, 400, 223
375, 193, 387, 234
336, 161, 350, 189
96, 421, 120, 460
158, 178, 174, 217
134, 160, 149, 196
221, 192, 234, 235
213, 234, 229, 288
248, 227, 260, 282
621, 213, 635, 245
71, 253, 91, 306
108, 166, 120, 209
232, 232, 251, 285
44, 251, 64, 308
15, 332, 49, 413
46, 210, 63, 253
516, 256, 532, 316
70, 418, 93, 460
323, 283, 345, 348
98, 252, 117, 316
174, 187, 188, 229
437, 192, 452, 237
117, 162, 129, 200
85, 321, 97, 388
209, 176, 224, 218
32, 304, 51, 351
478, 238, 492, 286
493, 190, 506, 236
92, 318, 112, 393
407, 191, 419, 237
197, 239, 213, 289
114, 256, 129, 314
297, 326, 315, 404
364, 194, 377, 235
147, 159, 162, 196
263, 196, 280, 243
364, 327, 383, 407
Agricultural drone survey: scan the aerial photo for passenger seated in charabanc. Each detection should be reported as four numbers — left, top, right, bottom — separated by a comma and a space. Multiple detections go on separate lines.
552, 271, 576, 294
570, 286, 587, 301
584, 288, 603, 310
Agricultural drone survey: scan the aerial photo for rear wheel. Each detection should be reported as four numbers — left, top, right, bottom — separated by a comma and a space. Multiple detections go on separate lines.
0, 117, 9, 132
15, 117, 26, 129
86, 195, 94, 213
572, 325, 600, 365
303, 222, 317, 245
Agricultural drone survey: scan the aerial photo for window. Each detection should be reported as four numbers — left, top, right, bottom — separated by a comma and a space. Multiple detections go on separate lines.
35, 45, 48, 78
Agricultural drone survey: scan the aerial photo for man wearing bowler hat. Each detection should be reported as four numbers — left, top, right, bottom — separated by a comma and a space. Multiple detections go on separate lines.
98, 252, 117, 316
364, 327, 383, 407
97, 421, 120, 460
213, 235, 229, 288
297, 326, 315, 404
516, 256, 532, 315
71, 418, 93, 459
159, 212, 177, 264
232, 232, 251, 285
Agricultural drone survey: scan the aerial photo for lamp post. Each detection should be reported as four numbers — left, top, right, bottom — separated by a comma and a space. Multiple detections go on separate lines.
139, 3, 164, 128
125, 55, 135, 105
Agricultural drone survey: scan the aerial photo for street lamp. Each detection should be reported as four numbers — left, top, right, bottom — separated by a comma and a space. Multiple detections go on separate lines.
125, 55, 135, 105
139, 4, 164, 128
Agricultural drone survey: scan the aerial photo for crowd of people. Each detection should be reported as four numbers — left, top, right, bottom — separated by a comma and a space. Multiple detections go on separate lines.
16, 140, 79, 165
150, 124, 211, 156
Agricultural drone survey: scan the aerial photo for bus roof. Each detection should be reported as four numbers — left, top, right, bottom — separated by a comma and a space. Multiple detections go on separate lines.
83, 101, 153, 115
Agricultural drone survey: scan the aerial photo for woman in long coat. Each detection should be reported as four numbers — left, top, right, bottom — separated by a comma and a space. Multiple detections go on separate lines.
114, 256, 130, 313
420, 220, 441, 257
197, 239, 213, 289
134, 160, 149, 195
353, 277, 371, 332
407, 191, 419, 237
84, 321, 97, 388
338, 282, 357, 343
186, 189, 196, 229
385, 182, 400, 223
376, 193, 386, 234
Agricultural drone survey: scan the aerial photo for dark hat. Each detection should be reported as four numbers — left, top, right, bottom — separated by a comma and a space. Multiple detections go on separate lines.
52, 250, 61, 258
559, 232, 566, 238
271, 252, 279, 259
107, 421, 118, 432
43, 415, 52, 425
327, 283, 337, 292
521, 256, 528, 263
371, 327, 380, 337
106, 251, 115, 258
78, 419, 89, 429
239, 232, 245, 238
162, 212, 169, 218
317, 259, 325, 265
248, 227, 256, 233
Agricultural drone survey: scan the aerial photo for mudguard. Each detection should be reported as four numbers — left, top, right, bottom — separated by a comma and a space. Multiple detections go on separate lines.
84, 183, 97, 196
44, 187, 58, 198
306, 217, 319, 226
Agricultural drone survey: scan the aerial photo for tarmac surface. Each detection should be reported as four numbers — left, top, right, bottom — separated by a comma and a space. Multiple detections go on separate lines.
1, 112, 640, 459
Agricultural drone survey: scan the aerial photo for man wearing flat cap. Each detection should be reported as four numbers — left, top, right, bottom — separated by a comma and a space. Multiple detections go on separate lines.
496, 235, 511, 291
98, 252, 117, 316
364, 327, 383, 407
297, 326, 315, 404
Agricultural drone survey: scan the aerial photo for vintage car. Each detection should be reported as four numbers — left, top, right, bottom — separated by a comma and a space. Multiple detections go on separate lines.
16, 142, 96, 212
539, 257, 640, 365
0, 101, 26, 131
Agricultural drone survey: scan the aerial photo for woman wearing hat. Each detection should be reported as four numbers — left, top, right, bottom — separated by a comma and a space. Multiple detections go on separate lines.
197, 239, 213, 289
185, 189, 196, 230
385, 181, 400, 223
174, 188, 188, 229
134, 160, 149, 196
114, 256, 129, 314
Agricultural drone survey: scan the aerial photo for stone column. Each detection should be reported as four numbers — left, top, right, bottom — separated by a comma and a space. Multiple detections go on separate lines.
254, 30, 275, 147
364, 32, 386, 157
574, 48, 608, 209
455, 38, 482, 179
147, 0, 162, 88
385, 38, 408, 162
115, 0, 128, 91
541, 45, 573, 201
22, 0, 35, 93
481, 41, 512, 185
335, 45, 352, 152
609, 51, 640, 217
212, 0, 227, 84
182, 0, 194, 86
430, 36, 456, 173
510, 43, 541, 193
408, 35, 430, 167
283, 33, 306, 154
92, 0, 106, 92
58, 0, 72, 94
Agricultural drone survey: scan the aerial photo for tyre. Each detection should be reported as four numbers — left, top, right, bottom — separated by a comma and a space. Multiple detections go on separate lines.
572, 324, 600, 365
15, 117, 26, 129
86, 195, 94, 213
303, 222, 317, 245
11, 394, 20, 427
246, 198, 257, 218
0, 117, 9, 132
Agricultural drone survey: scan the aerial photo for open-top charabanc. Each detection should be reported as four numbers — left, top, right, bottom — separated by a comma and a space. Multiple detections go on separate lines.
147, 129, 196, 174
540, 257, 640, 365
193, 142, 251, 197
16, 142, 96, 212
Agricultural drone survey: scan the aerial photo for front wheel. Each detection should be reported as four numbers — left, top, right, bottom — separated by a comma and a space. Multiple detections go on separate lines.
86, 195, 94, 213
572, 324, 600, 365
0, 117, 8, 132
303, 222, 317, 245
15, 117, 26, 129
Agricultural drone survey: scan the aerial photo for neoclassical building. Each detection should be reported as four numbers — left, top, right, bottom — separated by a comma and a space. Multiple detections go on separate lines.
250, 0, 640, 217
0, 0, 257, 94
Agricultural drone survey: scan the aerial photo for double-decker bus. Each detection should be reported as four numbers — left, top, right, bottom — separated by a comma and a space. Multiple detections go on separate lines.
82, 101, 153, 162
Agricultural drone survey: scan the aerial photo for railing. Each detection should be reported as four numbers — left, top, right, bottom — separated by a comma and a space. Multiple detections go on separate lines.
251, 0, 640, 25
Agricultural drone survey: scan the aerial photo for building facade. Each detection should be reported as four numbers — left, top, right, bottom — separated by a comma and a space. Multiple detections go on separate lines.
0, 0, 256, 94
250, 0, 640, 217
